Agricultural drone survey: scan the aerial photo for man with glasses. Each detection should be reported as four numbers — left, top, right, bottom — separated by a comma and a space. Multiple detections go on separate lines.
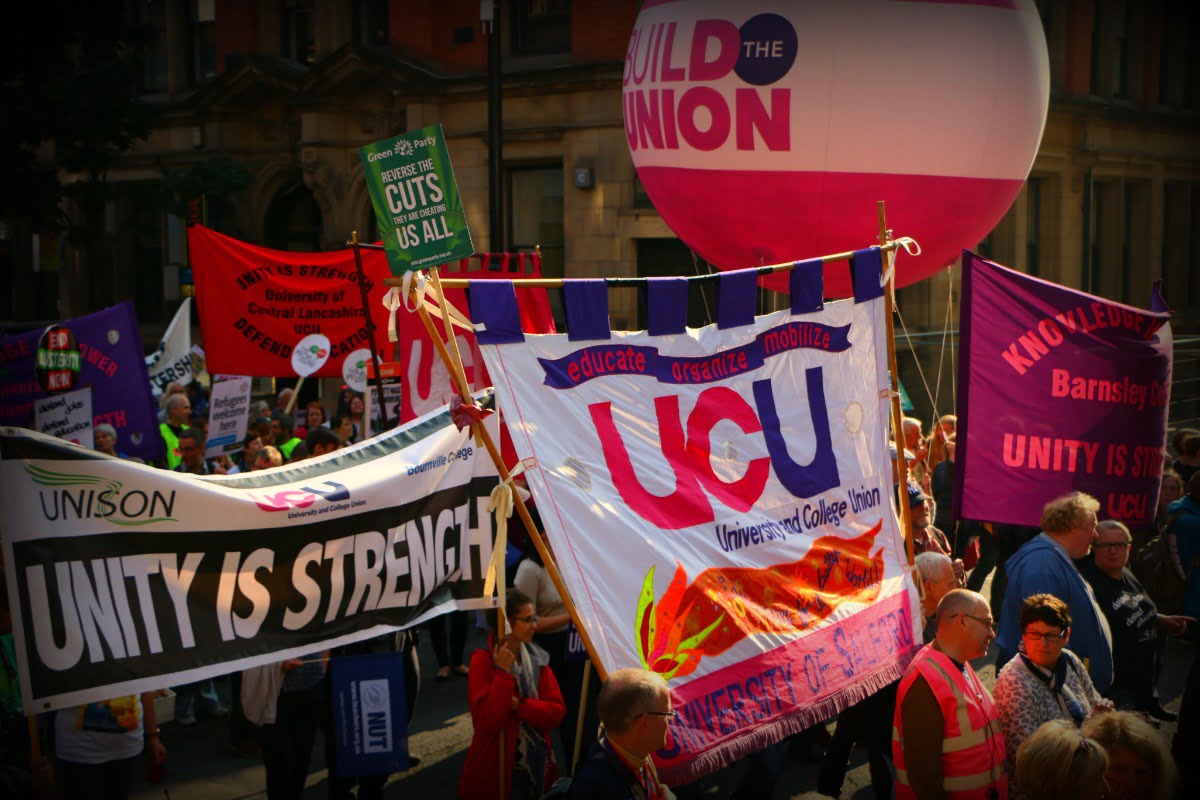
568, 667, 676, 799
1083, 519, 1192, 721
893, 589, 1007, 800
995, 492, 1115, 693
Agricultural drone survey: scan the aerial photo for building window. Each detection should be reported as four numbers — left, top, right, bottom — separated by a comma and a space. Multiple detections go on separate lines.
354, 0, 389, 47
1163, 182, 1200, 310
1025, 177, 1043, 276
189, 0, 218, 86
282, 0, 316, 65
1091, 0, 1129, 98
512, 0, 571, 56
265, 183, 322, 252
507, 165, 564, 277
507, 165, 564, 323
1159, 3, 1198, 110
1089, 178, 1149, 304
140, 0, 169, 92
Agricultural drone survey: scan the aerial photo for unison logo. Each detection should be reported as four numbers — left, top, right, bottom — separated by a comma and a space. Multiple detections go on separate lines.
27, 465, 178, 526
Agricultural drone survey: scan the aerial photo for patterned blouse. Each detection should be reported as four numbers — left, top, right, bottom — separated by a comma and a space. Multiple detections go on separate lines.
993, 648, 1102, 799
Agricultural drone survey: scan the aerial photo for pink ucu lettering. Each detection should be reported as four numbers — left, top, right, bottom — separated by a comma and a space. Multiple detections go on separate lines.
588, 369, 839, 530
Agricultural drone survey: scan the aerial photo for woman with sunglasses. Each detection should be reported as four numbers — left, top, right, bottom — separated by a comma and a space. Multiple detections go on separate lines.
459, 588, 566, 800
993, 593, 1112, 798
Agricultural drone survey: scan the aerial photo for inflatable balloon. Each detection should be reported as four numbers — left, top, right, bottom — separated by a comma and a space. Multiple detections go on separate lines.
624, 0, 1049, 296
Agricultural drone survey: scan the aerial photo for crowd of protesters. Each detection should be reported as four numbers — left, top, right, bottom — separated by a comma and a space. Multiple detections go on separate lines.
2, 389, 1199, 800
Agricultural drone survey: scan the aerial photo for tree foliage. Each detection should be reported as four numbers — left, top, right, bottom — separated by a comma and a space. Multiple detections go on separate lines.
0, 3, 159, 229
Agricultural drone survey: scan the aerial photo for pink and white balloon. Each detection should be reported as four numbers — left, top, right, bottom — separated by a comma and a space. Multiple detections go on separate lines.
623, 0, 1050, 296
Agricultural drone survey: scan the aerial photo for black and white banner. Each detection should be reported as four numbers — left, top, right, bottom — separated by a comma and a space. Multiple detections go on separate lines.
1, 395, 501, 712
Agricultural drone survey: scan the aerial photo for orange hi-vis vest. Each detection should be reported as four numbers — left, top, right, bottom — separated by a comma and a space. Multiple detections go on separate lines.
893, 644, 1007, 799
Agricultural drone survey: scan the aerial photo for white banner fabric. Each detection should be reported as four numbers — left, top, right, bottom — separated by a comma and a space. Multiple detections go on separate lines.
479, 294, 921, 782
145, 298, 193, 396
1, 398, 500, 712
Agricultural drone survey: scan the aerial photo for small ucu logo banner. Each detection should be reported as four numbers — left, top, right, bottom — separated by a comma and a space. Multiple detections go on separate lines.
248, 480, 350, 512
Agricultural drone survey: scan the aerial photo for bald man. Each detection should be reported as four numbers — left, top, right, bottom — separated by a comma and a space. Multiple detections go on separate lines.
893, 589, 1006, 800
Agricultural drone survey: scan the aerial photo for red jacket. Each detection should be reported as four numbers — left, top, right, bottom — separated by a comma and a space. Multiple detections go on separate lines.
458, 647, 566, 800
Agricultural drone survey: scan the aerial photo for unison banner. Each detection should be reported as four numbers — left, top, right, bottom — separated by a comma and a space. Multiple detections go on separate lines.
476, 258, 920, 783
0, 302, 163, 464
955, 252, 1172, 528
0, 400, 501, 712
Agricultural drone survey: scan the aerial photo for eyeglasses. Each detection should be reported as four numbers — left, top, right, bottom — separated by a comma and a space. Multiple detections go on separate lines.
512, 615, 539, 625
957, 613, 995, 630
1093, 541, 1131, 551
1023, 629, 1068, 642
639, 710, 677, 719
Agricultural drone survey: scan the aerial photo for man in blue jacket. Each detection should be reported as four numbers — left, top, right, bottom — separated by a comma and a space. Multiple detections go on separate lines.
995, 491, 1115, 692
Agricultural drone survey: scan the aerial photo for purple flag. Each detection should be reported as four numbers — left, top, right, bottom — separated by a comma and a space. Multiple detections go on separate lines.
955, 251, 1172, 528
0, 301, 164, 463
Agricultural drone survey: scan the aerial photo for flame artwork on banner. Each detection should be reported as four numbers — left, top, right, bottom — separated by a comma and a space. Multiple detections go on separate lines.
624, 0, 1049, 295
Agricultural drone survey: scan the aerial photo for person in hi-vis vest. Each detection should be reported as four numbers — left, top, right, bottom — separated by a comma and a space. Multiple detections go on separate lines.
158, 393, 191, 470
893, 589, 1007, 800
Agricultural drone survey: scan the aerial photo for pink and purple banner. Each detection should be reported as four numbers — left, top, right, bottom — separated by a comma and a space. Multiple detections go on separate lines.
955, 251, 1172, 529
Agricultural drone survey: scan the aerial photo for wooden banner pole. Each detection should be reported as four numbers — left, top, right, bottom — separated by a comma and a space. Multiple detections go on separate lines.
410, 296, 609, 682
349, 231, 392, 431
878, 202, 917, 577
283, 376, 304, 416
572, 660, 593, 772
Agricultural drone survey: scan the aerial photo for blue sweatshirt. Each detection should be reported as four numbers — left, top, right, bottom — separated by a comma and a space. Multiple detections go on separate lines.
996, 533, 1114, 692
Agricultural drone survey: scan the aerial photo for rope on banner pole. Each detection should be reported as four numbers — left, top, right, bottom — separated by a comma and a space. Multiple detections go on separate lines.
380, 239, 920, 290
879, 202, 919, 593
408, 293, 609, 682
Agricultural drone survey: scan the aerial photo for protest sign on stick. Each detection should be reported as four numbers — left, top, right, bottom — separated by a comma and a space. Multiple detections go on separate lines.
205, 377, 252, 458
359, 124, 474, 275
34, 387, 94, 449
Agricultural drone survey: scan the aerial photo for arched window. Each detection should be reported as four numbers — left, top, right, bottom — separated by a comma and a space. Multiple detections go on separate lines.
265, 183, 322, 252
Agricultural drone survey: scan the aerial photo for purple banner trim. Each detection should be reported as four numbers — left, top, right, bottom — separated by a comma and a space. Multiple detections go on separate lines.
850, 248, 884, 303
564, 279, 611, 341
717, 269, 758, 329
647, 278, 688, 336
467, 281, 525, 344
537, 320, 851, 389
790, 259, 824, 315
955, 251, 1172, 528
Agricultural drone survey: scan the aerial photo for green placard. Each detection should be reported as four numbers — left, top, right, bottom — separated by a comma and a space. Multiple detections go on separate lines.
359, 124, 474, 274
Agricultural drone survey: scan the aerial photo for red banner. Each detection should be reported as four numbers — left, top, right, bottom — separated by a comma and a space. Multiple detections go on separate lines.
397, 254, 555, 422
190, 225, 394, 378
189, 226, 556, 405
